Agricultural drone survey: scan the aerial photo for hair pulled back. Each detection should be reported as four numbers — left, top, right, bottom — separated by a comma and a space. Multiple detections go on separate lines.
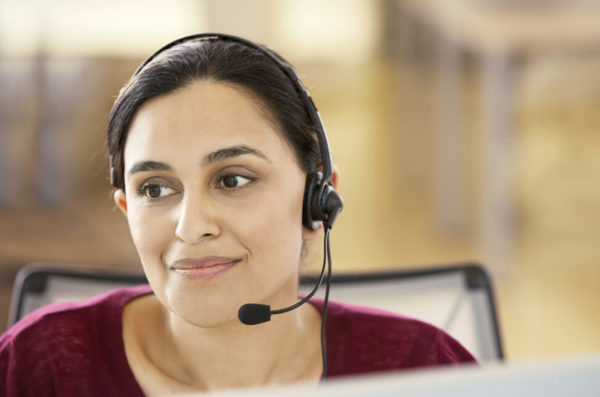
106, 37, 320, 190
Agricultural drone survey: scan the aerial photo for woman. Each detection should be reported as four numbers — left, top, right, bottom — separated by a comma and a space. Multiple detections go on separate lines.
0, 34, 475, 396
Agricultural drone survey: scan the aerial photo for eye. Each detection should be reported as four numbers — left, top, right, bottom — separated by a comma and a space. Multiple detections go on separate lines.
140, 184, 177, 199
218, 174, 253, 189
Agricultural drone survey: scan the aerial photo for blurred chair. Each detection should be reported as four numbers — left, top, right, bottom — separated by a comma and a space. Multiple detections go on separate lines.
300, 263, 503, 363
8, 262, 502, 363
8, 263, 147, 327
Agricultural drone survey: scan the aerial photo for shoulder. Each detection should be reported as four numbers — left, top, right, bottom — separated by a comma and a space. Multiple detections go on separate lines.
2, 284, 152, 345
0, 285, 152, 395
312, 299, 477, 376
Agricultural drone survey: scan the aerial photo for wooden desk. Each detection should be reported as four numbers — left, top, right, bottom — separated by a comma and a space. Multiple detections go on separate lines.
401, 0, 600, 270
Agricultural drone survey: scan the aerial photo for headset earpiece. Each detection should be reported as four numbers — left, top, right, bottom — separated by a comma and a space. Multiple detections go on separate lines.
302, 172, 323, 231
303, 172, 344, 231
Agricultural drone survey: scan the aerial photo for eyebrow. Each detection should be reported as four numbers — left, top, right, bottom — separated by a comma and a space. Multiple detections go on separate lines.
127, 145, 270, 177
201, 144, 270, 166
127, 160, 172, 177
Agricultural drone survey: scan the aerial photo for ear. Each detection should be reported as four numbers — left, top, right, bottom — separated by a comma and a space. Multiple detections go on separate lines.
302, 164, 340, 241
331, 163, 340, 190
113, 189, 128, 216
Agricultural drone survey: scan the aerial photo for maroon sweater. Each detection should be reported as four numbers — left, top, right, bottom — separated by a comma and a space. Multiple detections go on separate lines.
0, 285, 476, 396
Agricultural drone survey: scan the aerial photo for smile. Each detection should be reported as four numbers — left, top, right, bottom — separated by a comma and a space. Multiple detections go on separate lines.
170, 257, 241, 281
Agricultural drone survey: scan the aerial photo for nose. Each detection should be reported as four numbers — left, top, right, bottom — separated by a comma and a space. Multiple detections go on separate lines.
174, 194, 220, 244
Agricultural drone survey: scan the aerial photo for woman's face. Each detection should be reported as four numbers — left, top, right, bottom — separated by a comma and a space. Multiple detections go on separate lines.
114, 80, 319, 327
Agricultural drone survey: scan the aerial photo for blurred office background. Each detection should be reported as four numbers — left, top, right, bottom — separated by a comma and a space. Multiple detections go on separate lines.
0, 0, 599, 360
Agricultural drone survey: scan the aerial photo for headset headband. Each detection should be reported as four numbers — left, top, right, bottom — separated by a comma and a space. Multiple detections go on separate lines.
126, 32, 334, 185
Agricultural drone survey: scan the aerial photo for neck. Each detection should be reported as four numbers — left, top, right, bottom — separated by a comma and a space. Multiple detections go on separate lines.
161, 300, 322, 390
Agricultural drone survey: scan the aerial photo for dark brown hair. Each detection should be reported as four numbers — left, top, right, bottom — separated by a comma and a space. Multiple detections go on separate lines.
106, 37, 320, 190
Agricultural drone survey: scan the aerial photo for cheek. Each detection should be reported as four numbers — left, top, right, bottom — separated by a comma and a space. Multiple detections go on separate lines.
234, 182, 305, 260
126, 206, 173, 262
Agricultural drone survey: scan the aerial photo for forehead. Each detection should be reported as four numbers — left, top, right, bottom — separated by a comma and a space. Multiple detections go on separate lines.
123, 80, 294, 165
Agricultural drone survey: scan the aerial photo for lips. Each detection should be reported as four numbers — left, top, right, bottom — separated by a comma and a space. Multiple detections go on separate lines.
170, 256, 241, 280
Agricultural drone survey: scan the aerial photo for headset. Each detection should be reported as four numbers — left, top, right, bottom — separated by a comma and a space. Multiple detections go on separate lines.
109, 33, 343, 378
110, 33, 343, 231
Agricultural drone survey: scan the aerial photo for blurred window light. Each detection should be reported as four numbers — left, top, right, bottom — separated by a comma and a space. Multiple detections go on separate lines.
273, 0, 381, 64
0, 0, 40, 55
0, 0, 207, 57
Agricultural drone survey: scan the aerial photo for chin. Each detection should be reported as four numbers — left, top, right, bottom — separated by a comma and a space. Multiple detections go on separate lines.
175, 304, 244, 329
161, 287, 245, 328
